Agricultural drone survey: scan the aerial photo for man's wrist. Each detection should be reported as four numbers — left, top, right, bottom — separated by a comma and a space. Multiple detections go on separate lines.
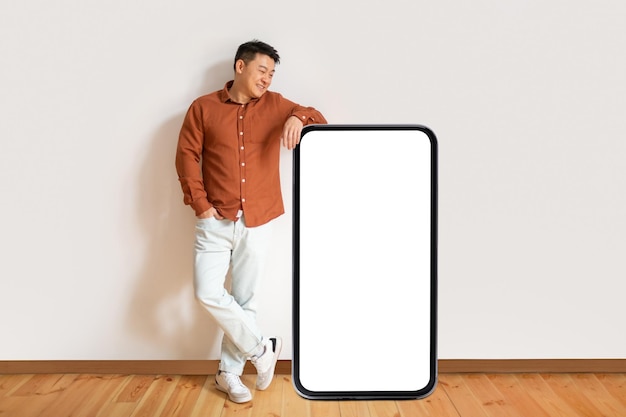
193, 199, 212, 217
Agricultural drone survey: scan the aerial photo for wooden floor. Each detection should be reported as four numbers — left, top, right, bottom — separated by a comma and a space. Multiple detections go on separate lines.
1, 373, 625, 417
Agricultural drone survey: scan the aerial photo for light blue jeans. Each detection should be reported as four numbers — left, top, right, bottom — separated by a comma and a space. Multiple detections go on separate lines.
193, 215, 273, 375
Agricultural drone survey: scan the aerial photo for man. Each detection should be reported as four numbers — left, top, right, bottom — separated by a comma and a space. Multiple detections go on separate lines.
175, 40, 327, 403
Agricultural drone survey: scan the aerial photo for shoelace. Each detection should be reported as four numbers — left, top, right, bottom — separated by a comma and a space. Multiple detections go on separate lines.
223, 373, 247, 389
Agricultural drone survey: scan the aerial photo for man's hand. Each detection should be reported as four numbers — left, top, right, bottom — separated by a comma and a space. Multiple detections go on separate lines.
281, 116, 304, 150
197, 206, 224, 220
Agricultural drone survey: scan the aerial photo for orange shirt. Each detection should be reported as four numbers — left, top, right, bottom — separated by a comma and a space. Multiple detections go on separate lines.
175, 81, 327, 227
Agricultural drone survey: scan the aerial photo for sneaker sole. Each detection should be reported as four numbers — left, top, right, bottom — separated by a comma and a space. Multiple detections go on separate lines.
256, 337, 283, 391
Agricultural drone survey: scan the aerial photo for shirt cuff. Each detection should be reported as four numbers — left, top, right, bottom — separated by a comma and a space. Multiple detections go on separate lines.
192, 199, 212, 217
291, 112, 315, 125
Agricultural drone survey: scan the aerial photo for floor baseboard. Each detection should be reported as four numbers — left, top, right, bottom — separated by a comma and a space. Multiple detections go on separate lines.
437, 359, 626, 373
1, 359, 625, 374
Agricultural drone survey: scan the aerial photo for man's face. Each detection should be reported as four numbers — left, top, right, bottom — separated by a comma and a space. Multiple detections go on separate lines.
236, 53, 276, 99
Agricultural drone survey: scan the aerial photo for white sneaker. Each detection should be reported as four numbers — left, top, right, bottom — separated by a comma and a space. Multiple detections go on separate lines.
215, 371, 252, 403
251, 337, 282, 390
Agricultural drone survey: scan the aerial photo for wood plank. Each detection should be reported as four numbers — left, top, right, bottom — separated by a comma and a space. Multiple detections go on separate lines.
514, 374, 582, 417
0, 374, 33, 397
439, 374, 489, 417
462, 374, 524, 417
156, 375, 206, 417
486, 374, 552, 417
95, 375, 140, 417
1, 372, 626, 416
367, 399, 401, 417
568, 374, 624, 417
115, 374, 155, 403
396, 396, 430, 417
251, 373, 284, 417
0, 397, 30, 417
419, 381, 462, 416
128, 375, 180, 417
10, 374, 62, 396
541, 373, 605, 417
281, 375, 310, 417
308, 395, 341, 417
0, 374, 76, 417
187, 376, 225, 417
339, 400, 371, 417
95, 401, 139, 417
32, 374, 123, 416
71, 374, 128, 417
596, 373, 626, 407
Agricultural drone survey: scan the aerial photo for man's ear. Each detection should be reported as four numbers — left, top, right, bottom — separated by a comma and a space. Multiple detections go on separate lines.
234, 59, 246, 74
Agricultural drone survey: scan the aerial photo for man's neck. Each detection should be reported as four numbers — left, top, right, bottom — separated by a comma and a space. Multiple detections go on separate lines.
227, 83, 252, 104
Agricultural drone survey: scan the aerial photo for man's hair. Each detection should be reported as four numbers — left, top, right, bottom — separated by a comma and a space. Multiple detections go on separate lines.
233, 40, 280, 71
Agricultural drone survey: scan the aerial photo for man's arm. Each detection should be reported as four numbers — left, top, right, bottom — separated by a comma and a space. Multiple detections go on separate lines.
175, 101, 213, 217
281, 116, 304, 150
282, 105, 328, 150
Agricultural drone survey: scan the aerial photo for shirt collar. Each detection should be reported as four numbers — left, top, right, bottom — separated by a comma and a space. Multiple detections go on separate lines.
218, 80, 262, 104
218, 81, 234, 103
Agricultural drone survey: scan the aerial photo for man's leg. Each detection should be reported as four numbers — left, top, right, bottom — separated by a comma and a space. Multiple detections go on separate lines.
225, 217, 281, 390
193, 217, 265, 370
219, 216, 273, 374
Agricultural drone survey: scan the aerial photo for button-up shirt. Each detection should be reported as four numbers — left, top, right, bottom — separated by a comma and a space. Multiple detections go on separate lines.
175, 81, 327, 227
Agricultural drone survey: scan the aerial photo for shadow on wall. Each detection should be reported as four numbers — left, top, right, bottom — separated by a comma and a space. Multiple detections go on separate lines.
127, 60, 233, 360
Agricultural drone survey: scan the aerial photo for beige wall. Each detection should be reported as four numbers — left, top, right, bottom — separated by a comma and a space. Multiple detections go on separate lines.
1, 0, 625, 360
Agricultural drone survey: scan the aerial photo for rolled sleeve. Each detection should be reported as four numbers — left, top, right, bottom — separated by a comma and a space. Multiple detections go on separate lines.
290, 106, 328, 126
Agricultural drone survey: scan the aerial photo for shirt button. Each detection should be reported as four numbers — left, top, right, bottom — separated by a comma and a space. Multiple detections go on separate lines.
302, 116, 306, 119
240, 116, 243, 119
241, 162, 245, 166
240, 131, 243, 135
242, 198, 246, 202
240, 146, 244, 150
242, 179, 246, 183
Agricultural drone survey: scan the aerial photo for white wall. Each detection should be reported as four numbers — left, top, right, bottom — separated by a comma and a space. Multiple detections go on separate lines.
1, 0, 625, 360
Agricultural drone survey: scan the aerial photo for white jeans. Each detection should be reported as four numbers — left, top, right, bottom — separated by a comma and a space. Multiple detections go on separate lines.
193, 215, 273, 375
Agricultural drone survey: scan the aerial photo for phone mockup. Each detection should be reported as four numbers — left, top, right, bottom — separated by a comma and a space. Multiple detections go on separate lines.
292, 124, 438, 400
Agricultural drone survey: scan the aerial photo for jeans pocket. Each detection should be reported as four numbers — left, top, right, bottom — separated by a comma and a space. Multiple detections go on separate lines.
196, 216, 217, 229
195, 217, 226, 251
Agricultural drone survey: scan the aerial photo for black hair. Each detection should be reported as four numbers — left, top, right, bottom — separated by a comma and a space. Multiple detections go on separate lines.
233, 40, 280, 71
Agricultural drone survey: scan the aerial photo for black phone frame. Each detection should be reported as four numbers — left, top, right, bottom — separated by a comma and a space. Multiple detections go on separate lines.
292, 124, 438, 400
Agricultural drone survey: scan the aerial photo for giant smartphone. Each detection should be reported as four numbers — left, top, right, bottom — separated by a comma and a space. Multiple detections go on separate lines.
292, 124, 438, 400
